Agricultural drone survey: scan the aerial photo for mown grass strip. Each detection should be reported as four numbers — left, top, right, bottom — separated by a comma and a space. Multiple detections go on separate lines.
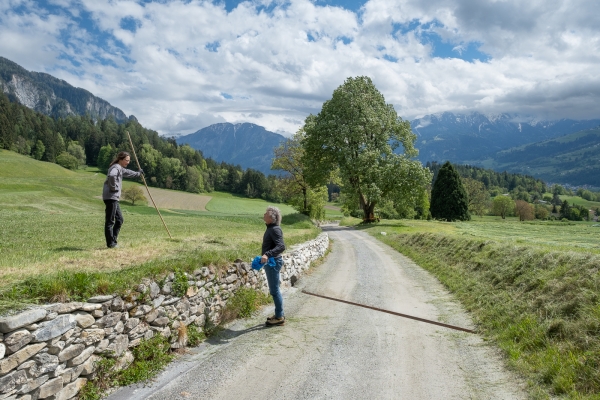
370, 231, 600, 399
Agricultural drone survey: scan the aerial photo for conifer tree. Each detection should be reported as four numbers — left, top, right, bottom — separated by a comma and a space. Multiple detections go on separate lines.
430, 161, 470, 221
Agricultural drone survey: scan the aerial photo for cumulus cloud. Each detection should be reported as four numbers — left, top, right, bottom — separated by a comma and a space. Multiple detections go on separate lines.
0, 0, 599, 135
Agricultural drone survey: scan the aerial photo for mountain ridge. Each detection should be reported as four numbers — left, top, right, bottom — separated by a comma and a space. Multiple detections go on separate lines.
0, 56, 132, 123
176, 122, 286, 175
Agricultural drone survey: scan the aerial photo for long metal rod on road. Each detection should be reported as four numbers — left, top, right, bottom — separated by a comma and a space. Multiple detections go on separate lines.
302, 289, 476, 334
126, 130, 173, 239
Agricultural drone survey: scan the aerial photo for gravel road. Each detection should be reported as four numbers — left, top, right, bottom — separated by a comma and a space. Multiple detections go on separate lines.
107, 224, 525, 400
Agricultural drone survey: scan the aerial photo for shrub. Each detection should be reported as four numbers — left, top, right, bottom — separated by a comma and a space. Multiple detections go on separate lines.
56, 152, 79, 170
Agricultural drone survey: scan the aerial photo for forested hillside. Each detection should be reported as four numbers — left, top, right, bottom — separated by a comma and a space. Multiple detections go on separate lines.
0, 92, 281, 201
479, 128, 600, 186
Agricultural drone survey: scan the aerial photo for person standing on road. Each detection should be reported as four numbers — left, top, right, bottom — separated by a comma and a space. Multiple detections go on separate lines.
102, 151, 143, 248
262, 206, 286, 326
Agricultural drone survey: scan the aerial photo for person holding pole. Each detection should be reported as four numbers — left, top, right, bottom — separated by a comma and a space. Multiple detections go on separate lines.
102, 151, 143, 248
262, 206, 286, 326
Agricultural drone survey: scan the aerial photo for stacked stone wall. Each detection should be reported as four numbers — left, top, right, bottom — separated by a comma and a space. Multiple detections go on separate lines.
0, 233, 328, 400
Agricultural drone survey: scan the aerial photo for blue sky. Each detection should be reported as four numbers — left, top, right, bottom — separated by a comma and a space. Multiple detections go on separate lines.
1, 0, 599, 135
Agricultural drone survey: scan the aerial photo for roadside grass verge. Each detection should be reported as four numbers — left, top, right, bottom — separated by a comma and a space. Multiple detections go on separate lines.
358, 220, 600, 399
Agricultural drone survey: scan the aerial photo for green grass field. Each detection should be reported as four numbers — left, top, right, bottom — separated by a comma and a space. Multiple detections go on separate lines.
0, 150, 319, 311
559, 195, 600, 210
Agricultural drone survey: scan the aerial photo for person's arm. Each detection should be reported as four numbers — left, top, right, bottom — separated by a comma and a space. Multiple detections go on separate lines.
264, 227, 285, 258
122, 168, 142, 179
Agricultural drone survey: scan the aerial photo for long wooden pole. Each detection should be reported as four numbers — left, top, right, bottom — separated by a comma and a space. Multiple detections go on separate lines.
126, 131, 173, 239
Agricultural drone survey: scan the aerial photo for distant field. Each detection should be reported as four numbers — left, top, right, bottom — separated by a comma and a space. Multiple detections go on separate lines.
352, 217, 600, 254
0, 150, 319, 302
559, 195, 600, 209
144, 187, 211, 211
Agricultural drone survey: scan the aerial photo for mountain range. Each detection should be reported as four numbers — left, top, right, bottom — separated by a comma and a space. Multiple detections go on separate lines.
176, 123, 286, 175
0, 56, 132, 123
412, 112, 600, 165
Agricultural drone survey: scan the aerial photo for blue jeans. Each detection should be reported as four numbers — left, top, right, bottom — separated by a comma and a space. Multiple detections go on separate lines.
265, 256, 284, 318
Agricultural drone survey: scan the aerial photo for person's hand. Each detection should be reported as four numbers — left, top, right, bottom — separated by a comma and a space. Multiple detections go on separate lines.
138, 169, 144, 175
261, 255, 268, 264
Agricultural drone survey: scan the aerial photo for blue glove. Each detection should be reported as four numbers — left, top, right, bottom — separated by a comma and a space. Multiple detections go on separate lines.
251, 256, 276, 270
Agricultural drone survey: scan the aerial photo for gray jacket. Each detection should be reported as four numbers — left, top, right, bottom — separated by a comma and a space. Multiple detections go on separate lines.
102, 164, 141, 200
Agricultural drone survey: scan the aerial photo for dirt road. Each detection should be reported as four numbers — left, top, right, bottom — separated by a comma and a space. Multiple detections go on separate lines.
108, 225, 525, 400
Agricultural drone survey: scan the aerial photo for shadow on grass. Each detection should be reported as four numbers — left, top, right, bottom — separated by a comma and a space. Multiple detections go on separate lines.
206, 323, 269, 345
53, 246, 85, 252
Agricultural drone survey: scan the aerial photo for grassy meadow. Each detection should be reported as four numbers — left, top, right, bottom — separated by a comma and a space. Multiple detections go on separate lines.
0, 150, 319, 312
346, 217, 600, 399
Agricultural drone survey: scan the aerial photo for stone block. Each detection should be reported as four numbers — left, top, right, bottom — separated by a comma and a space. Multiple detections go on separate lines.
72, 312, 94, 329
152, 295, 165, 308
53, 377, 87, 400
48, 340, 66, 355
79, 355, 100, 376
105, 335, 128, 357
43, 303, 83, 314
113, 321, 124, 334
16, 360, 35, 372
91, 310, 103, 319
113, 351, 134, 372
80, 303, 102, 312
86, 295, 114, 303
67, 346, 94, 367
161, 282, 172, 295
4, 329, 33, 354
32, 315, 76, 343
38, 377, 64, 398
16, 374, 49, 395
150, 317, 169, 327
78, 329, 104, 346
58, 344, 85, 363
124, 318, 140, 332
93, 339, 109, 354
129, 306, 152, 318
126, 323, 148, 339
0, 343, 46, 375
95, 312, 122, 328
0, 369, 27, 394
0, 309, 47, 333
149, 282, 160, 299
30, 353, 59, 376
111, 297, 124, 312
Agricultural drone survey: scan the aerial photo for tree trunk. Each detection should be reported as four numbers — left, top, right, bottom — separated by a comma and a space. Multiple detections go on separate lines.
302, 187, 308, 214
362, 201, 377, 222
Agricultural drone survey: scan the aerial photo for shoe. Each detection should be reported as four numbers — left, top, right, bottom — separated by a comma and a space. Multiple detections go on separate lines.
266, 315, 276, 322
108, 244, 119, 248
265, 316, 285, 326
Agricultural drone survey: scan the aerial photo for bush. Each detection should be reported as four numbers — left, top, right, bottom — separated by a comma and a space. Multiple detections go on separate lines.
122, 186, 147, 206
56, 152, 79, 170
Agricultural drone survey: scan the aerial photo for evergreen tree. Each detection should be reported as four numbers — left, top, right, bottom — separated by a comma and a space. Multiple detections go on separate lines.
430, 161, 470, 221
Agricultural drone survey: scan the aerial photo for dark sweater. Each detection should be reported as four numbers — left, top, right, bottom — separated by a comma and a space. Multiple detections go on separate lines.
262, 223, 286, 258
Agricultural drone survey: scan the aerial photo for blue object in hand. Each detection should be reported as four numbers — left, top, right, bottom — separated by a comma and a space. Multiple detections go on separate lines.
251, 256, 276, 270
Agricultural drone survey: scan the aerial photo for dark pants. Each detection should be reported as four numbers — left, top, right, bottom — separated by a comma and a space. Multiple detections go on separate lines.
104, 200, 123, 248
265, 256, 284, 318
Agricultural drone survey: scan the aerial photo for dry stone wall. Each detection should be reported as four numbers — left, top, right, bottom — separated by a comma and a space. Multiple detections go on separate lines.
0, 233, 328, 400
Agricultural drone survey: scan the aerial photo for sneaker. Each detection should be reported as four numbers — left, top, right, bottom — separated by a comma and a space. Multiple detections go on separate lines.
265, 316, 285, 326
266, 315, 276, 322
108, 243, 119, 248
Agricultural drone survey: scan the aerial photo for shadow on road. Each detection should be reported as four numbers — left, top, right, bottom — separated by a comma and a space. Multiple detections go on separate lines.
207, 323, 269, 345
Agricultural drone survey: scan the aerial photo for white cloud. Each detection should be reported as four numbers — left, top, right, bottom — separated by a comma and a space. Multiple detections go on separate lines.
1, 0, 599, 135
